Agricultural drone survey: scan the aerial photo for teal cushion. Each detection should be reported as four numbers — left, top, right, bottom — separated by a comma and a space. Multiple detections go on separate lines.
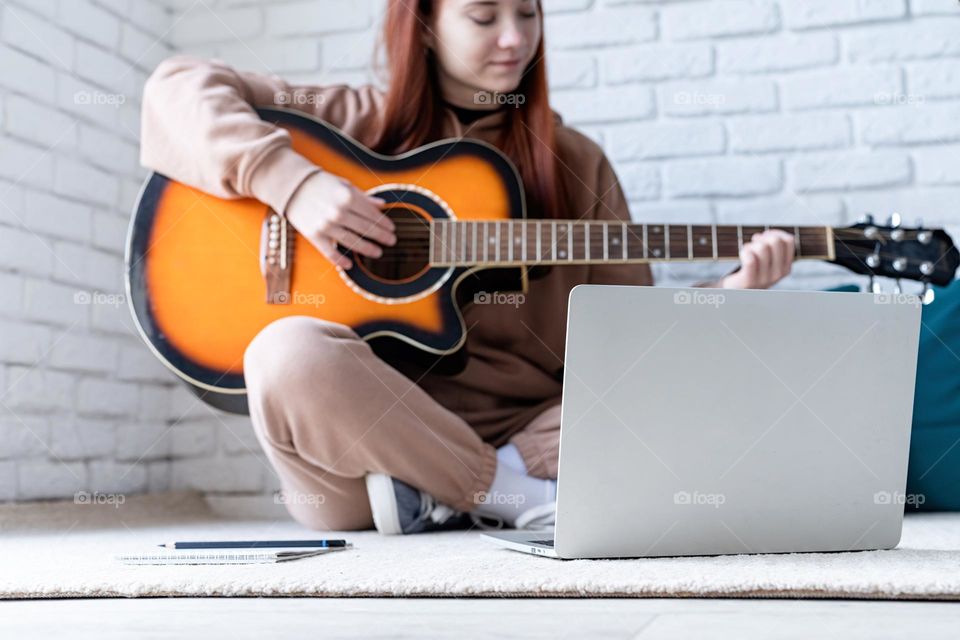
829, 280, 960, 510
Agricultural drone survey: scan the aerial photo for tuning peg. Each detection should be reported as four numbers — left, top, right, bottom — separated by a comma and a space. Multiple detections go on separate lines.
868, 276, 883, 294
893, 279, 902, 294
914, 218, 934, 243
866, 251, 881, 268
859, 213, 874, 224
888, 212, 904, 240
921, 282, 936, 305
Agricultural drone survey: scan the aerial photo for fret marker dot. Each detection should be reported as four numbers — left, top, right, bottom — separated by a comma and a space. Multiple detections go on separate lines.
489, 238, 495, 244
653, 249, 662, 257
698, 237, 707, 245
559, 250, 567, 258
612, 238, 619, 245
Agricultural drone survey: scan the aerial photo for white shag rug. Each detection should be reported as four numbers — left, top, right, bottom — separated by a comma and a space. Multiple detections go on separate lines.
2, 492, 960, 600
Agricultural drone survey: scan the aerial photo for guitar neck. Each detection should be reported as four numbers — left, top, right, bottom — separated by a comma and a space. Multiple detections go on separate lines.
429, 220, 835, 267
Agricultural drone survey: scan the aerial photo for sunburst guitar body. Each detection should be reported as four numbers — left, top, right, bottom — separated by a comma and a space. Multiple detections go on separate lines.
128, 107, 530, 413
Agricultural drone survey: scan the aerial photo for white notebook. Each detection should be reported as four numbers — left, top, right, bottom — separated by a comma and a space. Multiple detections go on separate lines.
116, 547, 347, 565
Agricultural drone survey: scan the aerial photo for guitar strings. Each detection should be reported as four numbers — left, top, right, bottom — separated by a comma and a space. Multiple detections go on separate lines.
345, 247, 939, 270
378, 221, 930, 239
354, 233, 915, 251
365, 227, 930, 245
360, 232, 922, 249
370, 230, 855, 240
325, 223, 942, 268
333, 224, 943, 274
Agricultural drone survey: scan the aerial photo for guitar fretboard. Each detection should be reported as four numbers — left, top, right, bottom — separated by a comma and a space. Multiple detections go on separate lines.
429, 220, 833, 267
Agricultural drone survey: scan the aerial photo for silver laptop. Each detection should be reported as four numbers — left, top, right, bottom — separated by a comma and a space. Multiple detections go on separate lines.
483, 284, 922, 559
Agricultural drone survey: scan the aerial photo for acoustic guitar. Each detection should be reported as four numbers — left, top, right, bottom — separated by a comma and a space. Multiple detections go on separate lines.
125, 107, 959, 414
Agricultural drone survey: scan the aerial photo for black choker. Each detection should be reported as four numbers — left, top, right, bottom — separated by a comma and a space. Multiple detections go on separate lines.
443, 100, 505, 125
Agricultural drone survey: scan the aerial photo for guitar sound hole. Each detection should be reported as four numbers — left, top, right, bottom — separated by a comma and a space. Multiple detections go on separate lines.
356, 207, 432, 282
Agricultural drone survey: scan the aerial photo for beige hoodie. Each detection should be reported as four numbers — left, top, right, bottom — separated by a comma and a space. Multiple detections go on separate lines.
140, 55, 661, 444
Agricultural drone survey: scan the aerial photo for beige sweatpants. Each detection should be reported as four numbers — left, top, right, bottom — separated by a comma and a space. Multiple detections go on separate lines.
243, 316, 562, 531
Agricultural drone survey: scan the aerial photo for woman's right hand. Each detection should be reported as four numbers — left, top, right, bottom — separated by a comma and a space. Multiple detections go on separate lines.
285, 171, 397, 270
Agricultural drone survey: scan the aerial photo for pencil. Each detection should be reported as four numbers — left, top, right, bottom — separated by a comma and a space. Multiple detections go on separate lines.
157, 539, 348, 549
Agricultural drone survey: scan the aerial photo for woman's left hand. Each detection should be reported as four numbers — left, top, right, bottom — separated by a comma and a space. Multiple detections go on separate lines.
720, 229, 796, 289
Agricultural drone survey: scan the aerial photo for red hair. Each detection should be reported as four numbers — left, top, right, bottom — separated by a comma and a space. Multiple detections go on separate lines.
371, 0, 564, 220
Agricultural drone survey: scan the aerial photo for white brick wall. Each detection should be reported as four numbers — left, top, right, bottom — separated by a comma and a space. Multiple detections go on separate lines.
3, 0, 960, 510
0, 0, 279, 507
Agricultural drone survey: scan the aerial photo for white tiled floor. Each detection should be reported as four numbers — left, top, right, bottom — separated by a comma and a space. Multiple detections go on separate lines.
2, 598, 959, 639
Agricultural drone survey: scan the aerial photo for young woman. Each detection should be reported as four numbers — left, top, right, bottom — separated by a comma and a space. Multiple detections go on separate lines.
140, 0, 795, 534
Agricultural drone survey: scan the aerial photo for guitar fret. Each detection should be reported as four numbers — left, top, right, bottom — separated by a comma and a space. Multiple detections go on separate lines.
794, 224, 802, 258
643, 225, 648, 260
483, 222, 489, 263
513, 221, 519, 261
438, 221, 443, 263
536, 220, 542, 263
567, 221, 573, 262
472, 222, 477, 263
585, 222, 590, 261
450, 220, 463, 263
603, 224, 608, 260
622, 224, 627, 260
461, 221, 466, 264
712, 225, 718, 260
495, 221, 501, 262
552, 221, 557, 262
518, 221, 523, 260
449, 219, 456, 263
445, 221, 450, 263
737, 226, 743, 253
664, 225, 670, 260
522, 221, 527, 262
516, 221, 521, 261
439, 221, 446, 263
687, 224, 693, 260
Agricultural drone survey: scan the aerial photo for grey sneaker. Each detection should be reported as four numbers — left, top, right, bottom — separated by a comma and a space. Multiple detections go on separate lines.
365, 473, 473, 535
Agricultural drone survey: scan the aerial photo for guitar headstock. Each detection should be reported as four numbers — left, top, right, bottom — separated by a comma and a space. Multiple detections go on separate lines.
830, 214, 959, 289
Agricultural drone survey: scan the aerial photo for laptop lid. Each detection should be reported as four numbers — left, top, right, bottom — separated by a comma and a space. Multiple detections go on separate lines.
554, 285, 922, 559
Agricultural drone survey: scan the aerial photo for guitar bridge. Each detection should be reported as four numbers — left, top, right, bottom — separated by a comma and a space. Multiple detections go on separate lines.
261, 209, 294, 304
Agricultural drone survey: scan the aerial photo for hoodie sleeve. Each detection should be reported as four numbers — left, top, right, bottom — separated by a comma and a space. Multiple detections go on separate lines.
140, 55, 384, 215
